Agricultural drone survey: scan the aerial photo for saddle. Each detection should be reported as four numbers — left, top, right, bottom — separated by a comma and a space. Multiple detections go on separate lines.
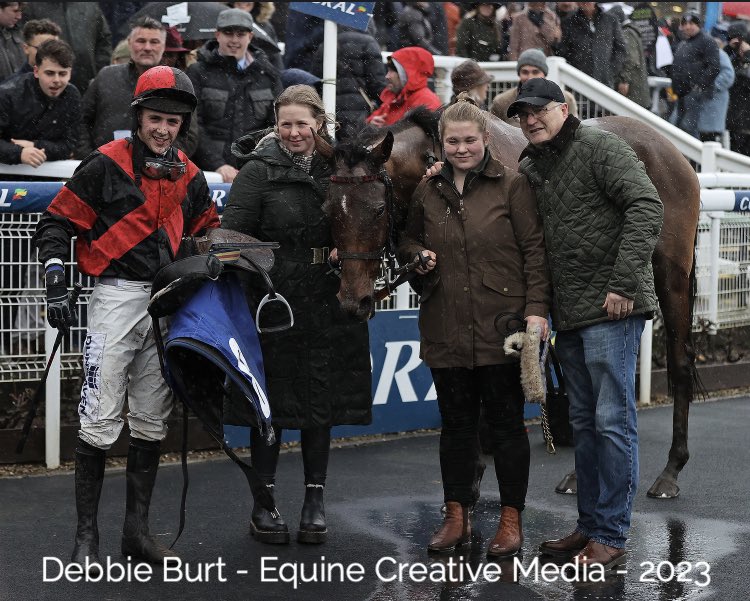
147, 228, 292, 548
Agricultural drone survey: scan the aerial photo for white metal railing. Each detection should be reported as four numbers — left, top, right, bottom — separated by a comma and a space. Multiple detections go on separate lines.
430, 55, 750, 173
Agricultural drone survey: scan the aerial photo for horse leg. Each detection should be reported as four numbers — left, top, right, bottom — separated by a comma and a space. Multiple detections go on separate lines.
647, 250, 697, 499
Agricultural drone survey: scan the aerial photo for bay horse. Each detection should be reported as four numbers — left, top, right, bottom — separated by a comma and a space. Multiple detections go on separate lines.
319, 109, 701, 500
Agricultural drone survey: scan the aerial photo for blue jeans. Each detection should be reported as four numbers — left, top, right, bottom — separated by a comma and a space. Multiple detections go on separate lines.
555, 316, 645, 549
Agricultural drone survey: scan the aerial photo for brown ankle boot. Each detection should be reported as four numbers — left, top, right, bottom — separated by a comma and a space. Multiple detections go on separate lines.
486, 506, 523, 558
427, 501, 470, 553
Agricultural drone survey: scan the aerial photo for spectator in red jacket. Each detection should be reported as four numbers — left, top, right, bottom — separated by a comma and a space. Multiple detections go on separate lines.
367, 46, 441, 127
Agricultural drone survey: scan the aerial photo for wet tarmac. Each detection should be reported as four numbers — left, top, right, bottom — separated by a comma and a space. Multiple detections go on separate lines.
1, 396, 748, 601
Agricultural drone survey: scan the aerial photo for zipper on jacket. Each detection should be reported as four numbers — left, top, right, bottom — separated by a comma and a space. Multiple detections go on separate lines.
444, 205, 450, 243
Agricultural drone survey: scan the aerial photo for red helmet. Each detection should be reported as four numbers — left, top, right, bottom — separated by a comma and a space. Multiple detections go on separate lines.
131, 66, 197, 115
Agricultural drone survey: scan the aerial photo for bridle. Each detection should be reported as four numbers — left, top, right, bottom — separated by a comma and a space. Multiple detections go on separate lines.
328, 165, 410, 301
329, 126, 439, 302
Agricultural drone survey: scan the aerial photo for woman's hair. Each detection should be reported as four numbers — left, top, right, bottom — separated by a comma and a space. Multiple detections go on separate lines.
439, 92, 489, 138
274, 84, 334, 140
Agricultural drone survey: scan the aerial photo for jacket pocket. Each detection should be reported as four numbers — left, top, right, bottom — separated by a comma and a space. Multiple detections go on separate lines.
201, 87, 229, 118
482, 273, 526, 297
247, 88, 275, 123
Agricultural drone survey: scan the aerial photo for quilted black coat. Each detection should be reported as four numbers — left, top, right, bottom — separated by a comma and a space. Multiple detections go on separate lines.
221, 134, 373, 429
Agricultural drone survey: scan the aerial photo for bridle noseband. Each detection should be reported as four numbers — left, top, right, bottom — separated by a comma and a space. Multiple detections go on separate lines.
329, 166, 395, 263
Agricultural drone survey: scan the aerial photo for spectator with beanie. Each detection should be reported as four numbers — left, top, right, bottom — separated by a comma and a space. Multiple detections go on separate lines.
187, 8, 281, 183
0, 38, 80, 165
507, 1, 561, 59
450, 59, 491, 106
491, 48, 577, 126
670, 12, 720, 136
367, 46, 441, 127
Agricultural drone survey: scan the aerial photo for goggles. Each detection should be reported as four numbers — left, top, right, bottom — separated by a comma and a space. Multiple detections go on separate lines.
142, 157, 187, 181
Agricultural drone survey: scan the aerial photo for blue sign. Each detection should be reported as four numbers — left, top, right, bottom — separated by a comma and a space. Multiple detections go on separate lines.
225, 309, 541, 446
289, 2, 374, 32
0, 182, 232, 213
734, 191, 750, 212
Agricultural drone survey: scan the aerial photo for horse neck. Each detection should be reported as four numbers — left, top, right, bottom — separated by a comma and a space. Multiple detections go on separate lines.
386, 125, 435, 229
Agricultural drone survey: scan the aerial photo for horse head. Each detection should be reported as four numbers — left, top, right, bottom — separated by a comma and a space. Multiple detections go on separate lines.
318, 131, 394, 321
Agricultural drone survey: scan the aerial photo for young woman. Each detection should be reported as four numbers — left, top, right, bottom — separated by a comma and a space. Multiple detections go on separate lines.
398, 95, 550, 558
221, 85, 372, 545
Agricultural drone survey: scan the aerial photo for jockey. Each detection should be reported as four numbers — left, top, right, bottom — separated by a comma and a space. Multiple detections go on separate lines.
32, 66, 220, 568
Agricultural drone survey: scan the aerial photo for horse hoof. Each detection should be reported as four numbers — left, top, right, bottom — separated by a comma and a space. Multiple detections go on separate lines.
647, 477, 680, 499
554, 471, 577, 495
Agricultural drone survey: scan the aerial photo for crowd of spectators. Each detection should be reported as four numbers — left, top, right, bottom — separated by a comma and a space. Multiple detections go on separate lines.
0, 0, 749, 173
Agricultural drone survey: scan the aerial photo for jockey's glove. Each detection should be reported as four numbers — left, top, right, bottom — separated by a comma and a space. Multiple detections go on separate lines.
45, 264, 77, 331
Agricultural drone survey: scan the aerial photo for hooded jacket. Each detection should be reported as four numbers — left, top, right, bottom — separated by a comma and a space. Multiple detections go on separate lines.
366, 47, 441, 127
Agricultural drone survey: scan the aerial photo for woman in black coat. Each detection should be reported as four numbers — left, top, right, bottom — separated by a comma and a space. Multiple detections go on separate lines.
221, 85, 372, 545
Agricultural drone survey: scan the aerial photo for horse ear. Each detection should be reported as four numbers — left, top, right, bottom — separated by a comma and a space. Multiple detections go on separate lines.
313, 129, 335, 161
370, 131, 394, 165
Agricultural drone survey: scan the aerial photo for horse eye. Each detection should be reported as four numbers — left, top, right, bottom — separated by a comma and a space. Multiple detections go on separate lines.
375, 205, 385, 218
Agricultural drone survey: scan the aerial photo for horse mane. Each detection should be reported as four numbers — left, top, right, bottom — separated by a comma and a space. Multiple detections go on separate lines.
357, 106, 442, 147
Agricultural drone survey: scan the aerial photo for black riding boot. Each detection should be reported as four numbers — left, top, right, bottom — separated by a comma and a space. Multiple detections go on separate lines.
250, 426, 289, 544
71, 439, 105, 567
298, 427, 330, 544
121, 437, 177, 563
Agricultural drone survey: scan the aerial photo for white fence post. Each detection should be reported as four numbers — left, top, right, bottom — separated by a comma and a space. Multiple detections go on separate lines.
708, 212, 723, 335
639, 319, 652, 405
546, 56, 563, 87
701, 142, 720, 173
44, 320, 61, 469
395, 283, 411, 310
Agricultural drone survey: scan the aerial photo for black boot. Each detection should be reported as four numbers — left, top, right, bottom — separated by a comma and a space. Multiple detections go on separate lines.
298, 484, 327, 543
121, 437, 177, 564
298, 427, 330, 544
250, 427, 289, 544
71, 440, 105, 568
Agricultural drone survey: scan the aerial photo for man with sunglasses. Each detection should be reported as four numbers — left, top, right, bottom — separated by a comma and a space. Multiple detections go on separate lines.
32, 65, 220, 570
508, 78, 663, 574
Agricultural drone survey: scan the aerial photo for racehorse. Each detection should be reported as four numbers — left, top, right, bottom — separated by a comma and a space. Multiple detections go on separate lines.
318, 109, 701, 500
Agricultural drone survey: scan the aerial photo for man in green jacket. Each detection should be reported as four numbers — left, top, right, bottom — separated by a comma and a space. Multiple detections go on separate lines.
508, 78, 663, 572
